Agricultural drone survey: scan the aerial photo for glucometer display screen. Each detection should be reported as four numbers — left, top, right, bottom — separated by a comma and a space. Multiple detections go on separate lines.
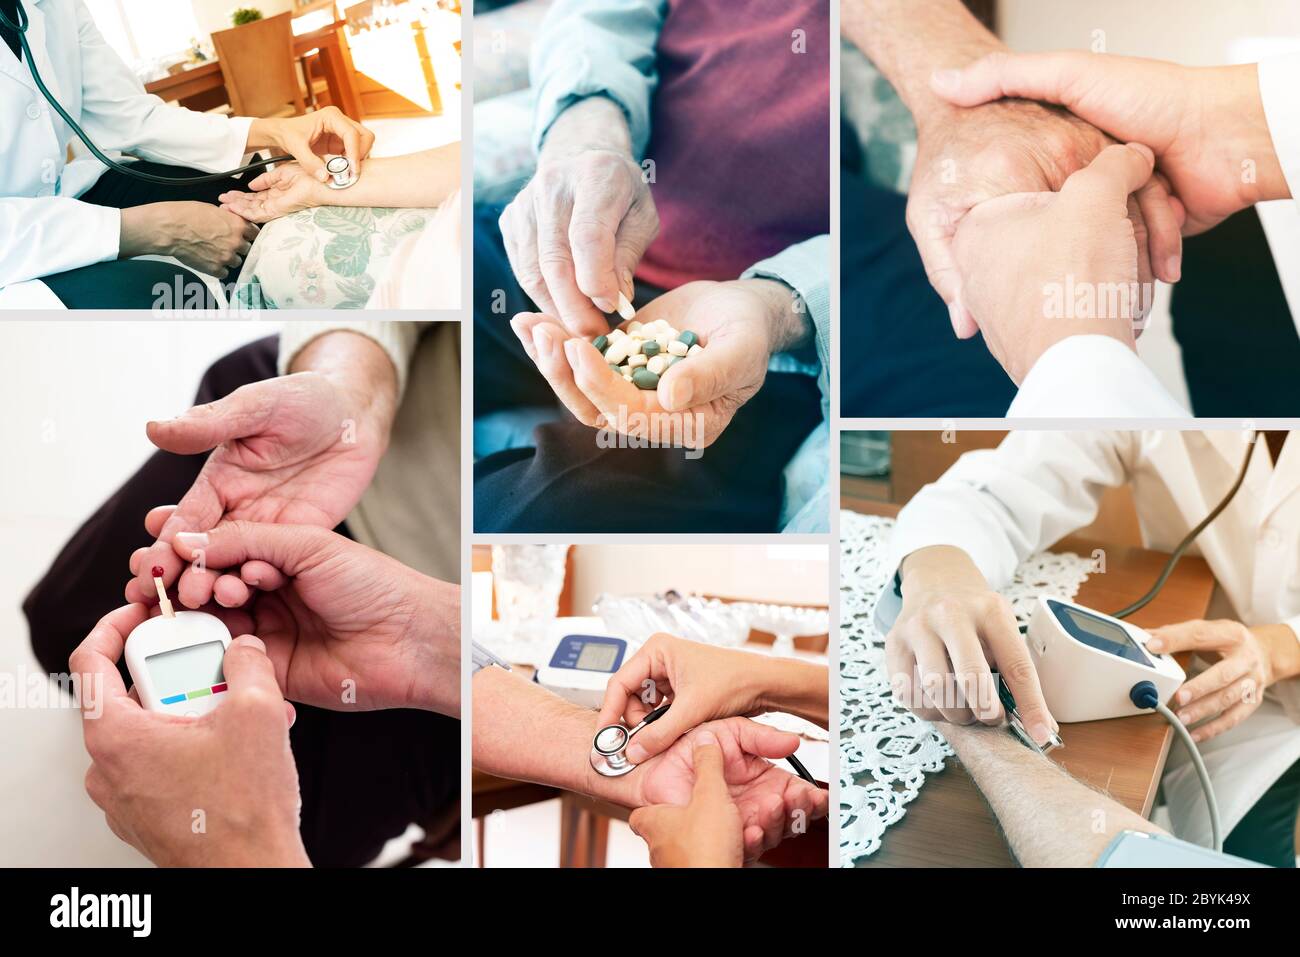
1055, 603, 1152, 667
575, 642, 620, 672
146, 641, 226, 700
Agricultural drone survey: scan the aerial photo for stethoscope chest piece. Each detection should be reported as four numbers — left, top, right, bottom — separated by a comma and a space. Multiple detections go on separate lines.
590, 723, 636, 777
325, 155, 356, 190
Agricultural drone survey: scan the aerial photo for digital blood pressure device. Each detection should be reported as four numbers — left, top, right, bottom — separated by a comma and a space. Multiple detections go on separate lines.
1027, 596, 1185, 723
536, 633, 630, 710
124, 612, 232, 716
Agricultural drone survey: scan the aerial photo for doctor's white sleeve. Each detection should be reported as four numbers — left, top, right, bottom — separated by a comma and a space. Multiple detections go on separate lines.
1007, 336, 1189, 418
74, 3, 252, 174
888, 431, 1138, 589
1258, 53, 1300, 203
0, 196, 120, 287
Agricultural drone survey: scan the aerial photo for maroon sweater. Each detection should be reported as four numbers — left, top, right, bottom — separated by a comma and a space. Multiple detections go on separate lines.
636, 0, 830, 290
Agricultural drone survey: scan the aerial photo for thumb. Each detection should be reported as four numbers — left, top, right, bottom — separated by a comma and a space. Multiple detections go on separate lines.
930, 51, 1089, 109
625, 709, 694, 764
656, 332, 752, 413
1059, 142, 1155, 216
282, 133, 329, 183
689, 731, 728, 803
611, 197, 658, 303
627, 805, 673, 842
172, 521, 339, 581
146, 381, 276, 456
221, 635, 285, 706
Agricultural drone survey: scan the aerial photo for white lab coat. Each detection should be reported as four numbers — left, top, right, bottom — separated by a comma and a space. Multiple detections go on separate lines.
1007, 51, 1300, 417
890, 430, 1300, 848
0, 0, 251, 298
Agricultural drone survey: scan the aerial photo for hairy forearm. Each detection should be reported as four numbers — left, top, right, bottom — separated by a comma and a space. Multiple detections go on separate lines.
540, 96, 633, 163
471, 666, 639, 805
842, 0, 1002, 122
943, 723, 1162, 867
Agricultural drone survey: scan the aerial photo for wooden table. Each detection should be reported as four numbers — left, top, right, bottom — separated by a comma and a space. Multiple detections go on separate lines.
145, 23, 363, 120
843, 501, 1217, 868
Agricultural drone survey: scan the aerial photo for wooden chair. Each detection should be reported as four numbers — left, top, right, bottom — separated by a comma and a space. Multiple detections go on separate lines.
211, 13, 306, 118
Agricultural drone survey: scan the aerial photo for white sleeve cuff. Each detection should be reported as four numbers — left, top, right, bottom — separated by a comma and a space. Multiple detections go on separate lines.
1257, 54, 1300, 204
1008, 335, 1188, 418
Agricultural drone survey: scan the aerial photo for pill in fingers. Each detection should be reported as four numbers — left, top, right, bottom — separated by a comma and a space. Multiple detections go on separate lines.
593, 321, 705, 389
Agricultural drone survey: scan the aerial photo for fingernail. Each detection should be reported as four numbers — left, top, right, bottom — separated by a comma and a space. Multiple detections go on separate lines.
1176, 688, 1190, 705
531, 325, 554, 359
1147, 638, 1164, 652
695, 730, 717, 746
931, 69, 961, 92
947, 300, 965, 336
666, 377, 693, 410
1030, 723, 1053, 746
315, 169, 328, 182
1165, 255, 1181, 282
1126, 142, 1155, 165
233, 635, 265, 653
563, 338, 582, 366
592, 296, 616, 314
626, 744, 646, 763
174, 531, 209, 549
1177, 710, 1190, 724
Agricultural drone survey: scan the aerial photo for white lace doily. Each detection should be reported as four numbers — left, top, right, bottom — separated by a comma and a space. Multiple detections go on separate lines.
838, 511, 1097, 866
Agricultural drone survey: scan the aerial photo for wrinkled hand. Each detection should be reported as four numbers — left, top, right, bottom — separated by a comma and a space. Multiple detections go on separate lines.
511, 279, 801, 449
219, 164, 325, 223
130, 517, 457, 713
951, 143, 1156, 383
500, 147, 659, 337
630, 717, 827, 863
122, 202, 259, 280
628, 731, 744, 867
253, 106, 375, 184
1148, 619, 1295, 743
932, 52, 1278, 242
907, 96, 1179, 337
128, 371, 392, 611
71, 605, 308, 867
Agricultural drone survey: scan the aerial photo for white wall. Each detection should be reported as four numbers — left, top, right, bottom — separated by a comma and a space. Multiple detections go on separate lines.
189, 0, 297, 41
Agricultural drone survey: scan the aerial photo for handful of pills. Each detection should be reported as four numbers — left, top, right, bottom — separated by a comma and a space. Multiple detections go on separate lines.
591, 320, 704, 391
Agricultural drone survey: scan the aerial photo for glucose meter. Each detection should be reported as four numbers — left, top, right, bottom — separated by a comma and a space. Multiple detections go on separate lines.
124, 612, 233, 716
1026, 596, 1184, 723
536, 633, 630, 709
325, 155, 356, 190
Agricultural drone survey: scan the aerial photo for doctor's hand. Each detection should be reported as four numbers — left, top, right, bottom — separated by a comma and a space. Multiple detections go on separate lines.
510, 279, 809, 449
950, 143, 1159, 384
932, 53, 1290, 239
218, 164, 326, 223
128, 333, 397, 612
887, 545, 1058, 745
249, 106, 375, 185
119, 203, 258, 280
905, 90, 1180, 338
1148, 620, 1300, 743
499, 96, 659, 337
71, 604, 309, 867
138, 519, 460, 715
631, 717, 827, 864
596, 633, 829, 764
628, 732, 744, 868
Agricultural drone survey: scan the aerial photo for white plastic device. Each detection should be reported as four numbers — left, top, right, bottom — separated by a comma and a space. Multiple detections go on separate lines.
536, 621, 632, 710
124, 612, 233, 716
1026, 596, 1184, 723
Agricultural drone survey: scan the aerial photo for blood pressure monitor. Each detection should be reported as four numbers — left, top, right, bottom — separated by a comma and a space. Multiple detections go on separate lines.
1026, 596, 1184, 723
124, 612, 233, 716
536, 633, 630, 709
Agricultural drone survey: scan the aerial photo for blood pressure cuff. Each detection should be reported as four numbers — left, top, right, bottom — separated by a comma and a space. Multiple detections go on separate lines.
1095, 830, 1267, 868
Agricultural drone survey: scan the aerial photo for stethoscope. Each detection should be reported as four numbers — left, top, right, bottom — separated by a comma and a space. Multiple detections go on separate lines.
590, 702, 819, 784
0, 0, 356, 188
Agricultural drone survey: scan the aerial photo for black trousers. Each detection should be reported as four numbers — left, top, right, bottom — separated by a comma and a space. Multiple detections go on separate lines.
1222, 758, 1300, 868
40, 161, 248, 309
23, 336, 460, 867
472, 202, 824, 532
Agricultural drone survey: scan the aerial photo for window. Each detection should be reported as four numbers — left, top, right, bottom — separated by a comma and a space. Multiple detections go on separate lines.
83, 0, 203, 66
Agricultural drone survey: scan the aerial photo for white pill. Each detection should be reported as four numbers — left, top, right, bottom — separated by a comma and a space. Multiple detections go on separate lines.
628, 353, 648, 368
688, 344, 703, 357
654, 333, 671, 351
608, 328, 627, 341
605, 339, 632, 365
667, 339, 689, 357
647, 354, 668, 375
627, 338, 644, 355
627, 320, 643, 334
617, 292, 637, 321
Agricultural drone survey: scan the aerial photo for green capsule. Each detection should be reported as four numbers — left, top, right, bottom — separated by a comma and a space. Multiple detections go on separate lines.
641, 339, 660, 357
677, 330, 699, 348
631, 367, 660, 390
593, 334, 610, 354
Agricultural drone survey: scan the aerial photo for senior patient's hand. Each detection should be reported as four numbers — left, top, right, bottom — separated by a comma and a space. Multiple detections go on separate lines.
932, 52, 1287, 242
907, 94, 1179, 337
132, 518, 459, 714
1149, 620, 1300, 743
630, 717, 827, 863
129, 359, 395, 612
218, 164, 327, 223
511, 278, 807, 449
70, 604, 308, 867
950, 143, 1156, 384
628, 731, 744, 868
499, 97, 659, 337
